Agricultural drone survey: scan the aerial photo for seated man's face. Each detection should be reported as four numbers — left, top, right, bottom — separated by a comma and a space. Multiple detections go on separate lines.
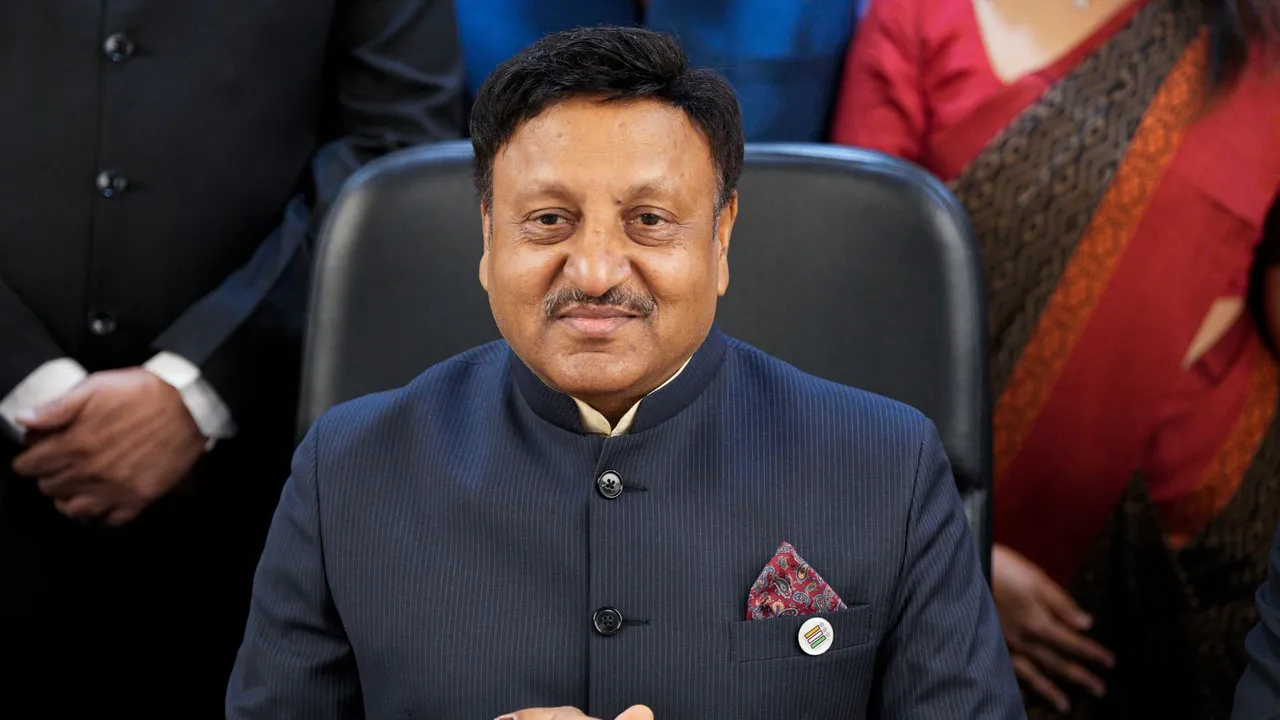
480, 96, 734, 413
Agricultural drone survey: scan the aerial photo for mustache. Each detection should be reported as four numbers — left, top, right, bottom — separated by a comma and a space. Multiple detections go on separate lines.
543, 286, 657, 318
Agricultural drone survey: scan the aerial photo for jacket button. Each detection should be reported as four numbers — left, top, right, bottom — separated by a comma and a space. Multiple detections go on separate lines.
593, 607, 623, 636
102, 33, 135, 62
596, 470, 623, 499
96, 170, 129, 198
88, 311, 117, 336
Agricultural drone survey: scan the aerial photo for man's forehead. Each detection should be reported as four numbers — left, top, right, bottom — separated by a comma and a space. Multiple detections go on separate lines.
493, 98, 715, 202
504, 98, 707, 160
516, 94, 692, 136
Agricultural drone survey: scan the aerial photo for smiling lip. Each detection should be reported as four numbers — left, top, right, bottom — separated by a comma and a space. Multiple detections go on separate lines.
556, 306, 640, 336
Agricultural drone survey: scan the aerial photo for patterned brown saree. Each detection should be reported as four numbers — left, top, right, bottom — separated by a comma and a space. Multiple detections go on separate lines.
946, 0, 1280, 715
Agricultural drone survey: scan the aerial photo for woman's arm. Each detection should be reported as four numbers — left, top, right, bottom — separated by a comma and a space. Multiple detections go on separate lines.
829, 0, 928, 163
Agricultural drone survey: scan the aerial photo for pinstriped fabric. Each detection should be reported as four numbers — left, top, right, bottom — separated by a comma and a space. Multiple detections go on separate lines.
226, 330, 1023, 719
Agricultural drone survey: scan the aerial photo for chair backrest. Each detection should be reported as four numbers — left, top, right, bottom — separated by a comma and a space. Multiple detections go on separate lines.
301, 141, 991, 575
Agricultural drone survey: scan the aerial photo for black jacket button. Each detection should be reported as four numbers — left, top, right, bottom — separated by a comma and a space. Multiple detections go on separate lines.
593, 607, 623, 636
88, 311, 117, 336
596, 470, 623, 499
95, 170, 129, 197
103, 33, 135, 62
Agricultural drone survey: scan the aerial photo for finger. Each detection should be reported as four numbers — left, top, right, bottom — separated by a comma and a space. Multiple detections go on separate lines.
17, 383, 93, 432
12, 439, 77, 478
1037, 579, 1093, 631
105, 506, 139, 527
615, 706, 654, 720
1032, 616, 1115, 669
53, 494, 110, 521
37, 469, 92, 498
1025, 642, 1107, 698
1012, 653, 1070, 713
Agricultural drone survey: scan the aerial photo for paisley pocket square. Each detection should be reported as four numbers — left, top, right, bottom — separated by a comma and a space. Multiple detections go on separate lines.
747, 542, 847, 620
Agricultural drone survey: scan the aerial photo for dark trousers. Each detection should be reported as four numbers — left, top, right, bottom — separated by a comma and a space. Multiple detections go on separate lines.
0, 435, 289, 719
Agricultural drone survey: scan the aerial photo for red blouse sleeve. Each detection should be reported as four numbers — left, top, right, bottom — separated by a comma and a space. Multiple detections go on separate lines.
830, 0, 927, 164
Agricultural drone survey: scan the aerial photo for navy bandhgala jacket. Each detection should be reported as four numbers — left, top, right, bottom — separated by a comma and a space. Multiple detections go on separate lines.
227, 329, 1023, 719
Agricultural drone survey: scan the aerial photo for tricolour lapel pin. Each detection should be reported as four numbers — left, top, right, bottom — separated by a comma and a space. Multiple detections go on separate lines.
798, 617, 833, 656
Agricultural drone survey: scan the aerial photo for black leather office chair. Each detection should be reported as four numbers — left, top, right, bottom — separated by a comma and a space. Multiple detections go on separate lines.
301, 141, 991, 575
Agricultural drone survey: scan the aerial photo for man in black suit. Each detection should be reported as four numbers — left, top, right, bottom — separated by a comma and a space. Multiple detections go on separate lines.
0, 2, 462, 717
227, 26, 1023, 719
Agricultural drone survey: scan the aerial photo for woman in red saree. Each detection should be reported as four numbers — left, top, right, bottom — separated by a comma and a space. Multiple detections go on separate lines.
833, 0, 1280, 717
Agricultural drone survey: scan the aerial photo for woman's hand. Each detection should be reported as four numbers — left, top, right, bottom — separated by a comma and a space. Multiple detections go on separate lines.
992, 543, 1115, 713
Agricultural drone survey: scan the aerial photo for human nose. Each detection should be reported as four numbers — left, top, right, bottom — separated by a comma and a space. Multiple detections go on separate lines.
561, 216, 632, 297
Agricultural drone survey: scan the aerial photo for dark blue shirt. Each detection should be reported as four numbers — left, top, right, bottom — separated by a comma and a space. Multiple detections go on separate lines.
456, 0, 859, 141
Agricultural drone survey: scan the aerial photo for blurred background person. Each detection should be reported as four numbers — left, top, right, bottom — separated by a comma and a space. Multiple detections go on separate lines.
455, 0, 859, 141
1232, 519, 1280, 718
833, 0, 1280, 717
0, 2, 463, 717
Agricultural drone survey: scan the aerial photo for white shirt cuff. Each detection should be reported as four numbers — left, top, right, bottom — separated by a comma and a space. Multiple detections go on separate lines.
0, 358, 89, 443
143, 352, 237, 450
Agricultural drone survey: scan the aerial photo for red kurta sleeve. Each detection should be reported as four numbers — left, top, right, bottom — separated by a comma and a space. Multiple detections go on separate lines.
830, 0, 927, 163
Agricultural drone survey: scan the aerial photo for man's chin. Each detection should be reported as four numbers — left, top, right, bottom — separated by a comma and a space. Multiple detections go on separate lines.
544, 356, 645, 400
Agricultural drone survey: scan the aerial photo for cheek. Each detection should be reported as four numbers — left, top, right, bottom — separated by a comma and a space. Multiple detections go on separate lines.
490, 249, 562, 313
644, 248, 720, 306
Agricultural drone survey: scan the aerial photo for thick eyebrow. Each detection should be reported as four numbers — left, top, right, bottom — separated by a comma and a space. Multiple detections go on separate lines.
619, 180, 678, 203
511, 182, 577, 205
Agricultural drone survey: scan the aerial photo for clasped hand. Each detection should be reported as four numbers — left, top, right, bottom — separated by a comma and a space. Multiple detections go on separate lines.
11, 368, 206, 526
499, 705, 653, 720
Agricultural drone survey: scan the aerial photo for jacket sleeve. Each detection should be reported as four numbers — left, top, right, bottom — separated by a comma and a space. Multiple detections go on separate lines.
876, 421, 1026, 719
1231, 523, 1280, 720
226, 423, 364, 719
0, 281, 84, 442
150, 0, 465, 422
0, 279, 65, 399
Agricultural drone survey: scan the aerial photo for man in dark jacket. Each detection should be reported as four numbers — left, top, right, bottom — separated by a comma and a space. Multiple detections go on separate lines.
226, 26, 1022, 720
0, 2, 463, 717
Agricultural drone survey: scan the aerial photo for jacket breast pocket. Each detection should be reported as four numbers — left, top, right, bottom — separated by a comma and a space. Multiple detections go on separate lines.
728, 604, 874, 663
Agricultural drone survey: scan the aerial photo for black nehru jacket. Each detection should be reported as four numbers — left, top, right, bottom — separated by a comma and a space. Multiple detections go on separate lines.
228, 330, 1024, 719
0, 0, 464, 430
0, 3, 463, 715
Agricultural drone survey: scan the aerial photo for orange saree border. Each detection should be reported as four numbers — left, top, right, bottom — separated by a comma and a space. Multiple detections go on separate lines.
1161, 342, 1280, 549
992, 34, 1210, 485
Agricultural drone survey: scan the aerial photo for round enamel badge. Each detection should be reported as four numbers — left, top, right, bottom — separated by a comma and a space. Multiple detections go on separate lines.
798, 617, 833, 656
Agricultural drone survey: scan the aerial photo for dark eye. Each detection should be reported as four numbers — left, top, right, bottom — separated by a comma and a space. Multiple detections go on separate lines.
535, 214, 564, 226
637, 213, 664, 226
